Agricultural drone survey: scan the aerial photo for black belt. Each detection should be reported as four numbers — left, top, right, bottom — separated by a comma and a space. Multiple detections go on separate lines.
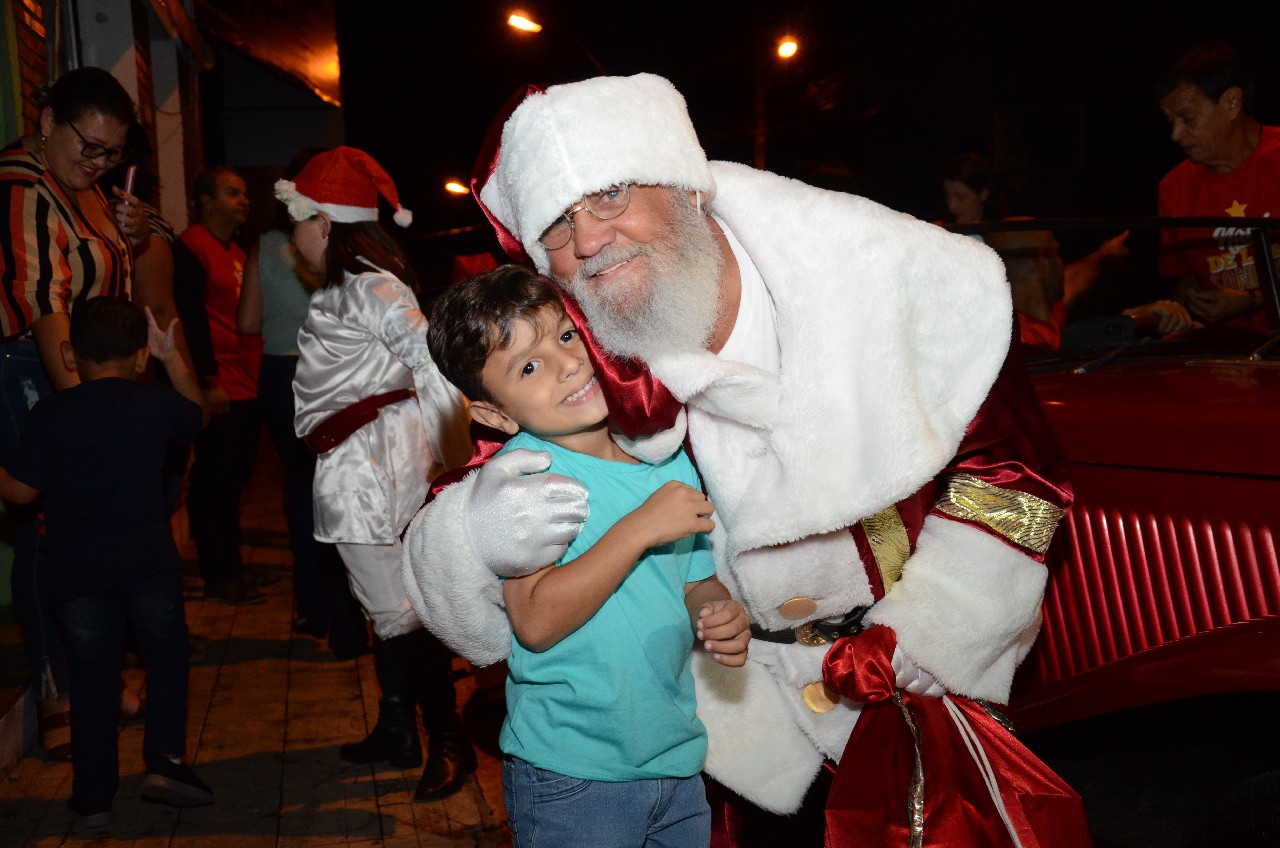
750, 605, 871, 647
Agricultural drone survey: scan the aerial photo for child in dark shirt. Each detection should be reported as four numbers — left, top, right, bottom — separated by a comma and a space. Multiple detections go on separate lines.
0, 297, 212, 828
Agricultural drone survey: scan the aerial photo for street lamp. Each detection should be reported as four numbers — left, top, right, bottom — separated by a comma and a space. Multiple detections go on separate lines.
507, 13, 541, 33
755, 36, 799, 169
505, 10, 607, 75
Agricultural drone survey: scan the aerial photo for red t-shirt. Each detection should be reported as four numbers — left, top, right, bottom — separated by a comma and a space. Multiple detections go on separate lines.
179, 224, 258, 401
1158, 124, 1280, 334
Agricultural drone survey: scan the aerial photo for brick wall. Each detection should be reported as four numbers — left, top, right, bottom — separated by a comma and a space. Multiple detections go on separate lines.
10, 0, 48, 134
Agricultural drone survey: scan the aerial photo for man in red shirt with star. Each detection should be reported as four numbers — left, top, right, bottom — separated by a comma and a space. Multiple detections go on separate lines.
1157, 41, 1280, 334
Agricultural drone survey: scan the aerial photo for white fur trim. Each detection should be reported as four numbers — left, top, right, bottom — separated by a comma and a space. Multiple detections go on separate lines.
676, 163, 1012, 558
400, 473, 511, 667
612, 409, 687, 464
693, 651, 825, 814
864, 515, 1047, 701
393, 207, 413, 227
480, 74, 716, 273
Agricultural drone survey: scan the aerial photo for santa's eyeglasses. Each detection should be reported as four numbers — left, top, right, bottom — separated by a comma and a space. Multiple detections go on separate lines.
539, 183, 632, 250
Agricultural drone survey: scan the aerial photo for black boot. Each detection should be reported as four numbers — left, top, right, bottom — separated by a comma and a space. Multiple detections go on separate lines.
338, 694, 422, 768
339, 634, 423, 768
413, 732, 477, 802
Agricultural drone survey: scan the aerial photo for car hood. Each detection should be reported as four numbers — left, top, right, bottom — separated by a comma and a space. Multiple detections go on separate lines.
1032, 357, 1280, 477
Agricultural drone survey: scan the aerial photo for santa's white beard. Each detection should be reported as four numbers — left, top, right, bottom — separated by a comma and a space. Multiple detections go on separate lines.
564, 193, 723, 363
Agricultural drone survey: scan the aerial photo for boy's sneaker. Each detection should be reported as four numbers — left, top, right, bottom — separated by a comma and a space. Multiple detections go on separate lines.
140, 757, 215, 807
67, 795, 112, 828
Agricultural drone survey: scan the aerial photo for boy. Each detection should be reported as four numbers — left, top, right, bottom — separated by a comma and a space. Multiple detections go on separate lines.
427, 265, 751, 847
0, 297, 212, 828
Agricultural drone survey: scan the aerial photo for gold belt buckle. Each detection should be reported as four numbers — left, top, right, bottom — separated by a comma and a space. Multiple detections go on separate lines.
794, 622, 829, 647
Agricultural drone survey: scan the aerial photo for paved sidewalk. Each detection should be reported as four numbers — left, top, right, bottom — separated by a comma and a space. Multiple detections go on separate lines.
0, 443, 510, 848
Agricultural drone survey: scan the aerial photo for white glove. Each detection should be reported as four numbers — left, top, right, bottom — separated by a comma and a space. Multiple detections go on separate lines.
465, 449, 589, 578
892, 644, 947, 698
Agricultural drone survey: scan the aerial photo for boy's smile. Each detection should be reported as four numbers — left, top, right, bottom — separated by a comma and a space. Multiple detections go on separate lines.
472, 305, 611, 450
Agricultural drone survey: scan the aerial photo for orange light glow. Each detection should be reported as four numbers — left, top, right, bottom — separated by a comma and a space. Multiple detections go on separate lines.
777, 38, 798, 59
508, 13, 543, 33
444, 181, 470, 195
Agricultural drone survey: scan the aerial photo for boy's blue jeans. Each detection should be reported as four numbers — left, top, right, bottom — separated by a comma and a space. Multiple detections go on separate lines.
56, 570, 190, 805
502, 756, 710, 848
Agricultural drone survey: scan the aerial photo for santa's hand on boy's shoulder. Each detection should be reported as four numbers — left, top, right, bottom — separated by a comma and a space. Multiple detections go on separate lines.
466, 448, 589, 578
697, 599, 751, 667
144, 306, 179, 363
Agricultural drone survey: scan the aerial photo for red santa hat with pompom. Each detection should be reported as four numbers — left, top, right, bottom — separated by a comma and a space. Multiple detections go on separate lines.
274, 145, 412, 227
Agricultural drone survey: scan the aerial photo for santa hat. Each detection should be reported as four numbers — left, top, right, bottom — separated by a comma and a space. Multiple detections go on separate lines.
275, 145, 412, 227
472, 73, 715, 272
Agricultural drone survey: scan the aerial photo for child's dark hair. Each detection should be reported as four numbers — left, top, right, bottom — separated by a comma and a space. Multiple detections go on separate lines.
427, 265, 563, 403
70, 297, 147, 363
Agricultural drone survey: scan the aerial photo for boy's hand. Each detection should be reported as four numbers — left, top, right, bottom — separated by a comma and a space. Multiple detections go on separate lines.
697, 599, 751, 667
630, 481, 715, 548
145, 306, 179, 364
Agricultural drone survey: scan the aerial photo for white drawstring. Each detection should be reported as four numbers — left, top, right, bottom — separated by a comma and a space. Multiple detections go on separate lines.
943, 695, 1024, 848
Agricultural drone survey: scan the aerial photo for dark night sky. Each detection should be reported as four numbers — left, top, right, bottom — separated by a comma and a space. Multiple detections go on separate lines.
332, 0, 1280, 297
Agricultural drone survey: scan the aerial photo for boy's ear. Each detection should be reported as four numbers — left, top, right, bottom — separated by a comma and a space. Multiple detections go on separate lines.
468, 400, 519, 435
59, 340, 76, 373
135, 347, 150, 373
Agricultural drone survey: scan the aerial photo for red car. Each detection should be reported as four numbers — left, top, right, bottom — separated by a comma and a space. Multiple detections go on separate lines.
1007, 278, 1280, 846
1014, 328, 1280, 732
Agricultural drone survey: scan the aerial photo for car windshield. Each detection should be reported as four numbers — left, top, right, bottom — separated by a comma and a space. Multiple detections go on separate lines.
943, 216, 1280, 370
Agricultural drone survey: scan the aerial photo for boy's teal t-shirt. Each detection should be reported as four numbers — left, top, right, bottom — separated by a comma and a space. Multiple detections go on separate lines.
496, 431, 715, 781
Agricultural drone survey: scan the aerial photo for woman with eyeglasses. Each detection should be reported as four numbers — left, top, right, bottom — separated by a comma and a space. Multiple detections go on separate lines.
0, 66, 148, 761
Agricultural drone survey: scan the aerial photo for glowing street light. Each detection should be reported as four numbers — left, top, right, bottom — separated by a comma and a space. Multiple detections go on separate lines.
507, 13, 542, 33
444, 181, 470, 195
756, 36, 802, 169
504, 11, 606, 74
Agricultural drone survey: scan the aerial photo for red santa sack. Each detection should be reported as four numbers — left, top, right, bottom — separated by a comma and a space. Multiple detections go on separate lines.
822, 626, 1093, 848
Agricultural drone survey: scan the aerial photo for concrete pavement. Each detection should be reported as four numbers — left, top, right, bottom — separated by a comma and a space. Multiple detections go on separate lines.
0, 440, 510, 848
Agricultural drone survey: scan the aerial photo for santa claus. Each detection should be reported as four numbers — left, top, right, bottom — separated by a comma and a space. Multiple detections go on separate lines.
402, 73, 1084, 846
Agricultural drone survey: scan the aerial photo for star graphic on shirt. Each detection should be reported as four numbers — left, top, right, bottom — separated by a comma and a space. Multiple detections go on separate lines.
1225, 200, 1248, 217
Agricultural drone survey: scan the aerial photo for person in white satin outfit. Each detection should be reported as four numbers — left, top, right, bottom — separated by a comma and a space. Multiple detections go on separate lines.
276, 146, 476, 802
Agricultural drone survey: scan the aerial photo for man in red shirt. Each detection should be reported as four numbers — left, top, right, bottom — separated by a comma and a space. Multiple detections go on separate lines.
179, 167, 263, 603
1157, 41, 1279, 334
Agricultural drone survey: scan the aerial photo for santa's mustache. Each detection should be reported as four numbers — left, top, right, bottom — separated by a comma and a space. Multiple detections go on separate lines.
576, 244, 653, 282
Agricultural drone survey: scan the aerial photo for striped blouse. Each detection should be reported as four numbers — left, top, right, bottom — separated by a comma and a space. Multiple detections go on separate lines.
0, 141, 131, 341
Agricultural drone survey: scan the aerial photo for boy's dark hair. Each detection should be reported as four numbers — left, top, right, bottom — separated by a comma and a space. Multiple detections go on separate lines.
427, 265, 563, 403
70, 297, 147, 363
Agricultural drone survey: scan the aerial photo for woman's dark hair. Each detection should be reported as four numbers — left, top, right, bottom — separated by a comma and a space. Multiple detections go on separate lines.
324, 220, 420, 293
1157, 41, 1255, 112
426, 264, 562, 403
69, 296, 147, 363
37, 67, 136, 126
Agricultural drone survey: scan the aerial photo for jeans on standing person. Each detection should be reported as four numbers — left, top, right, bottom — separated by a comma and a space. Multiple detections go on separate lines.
0, 338, 68, 700
56, 570, 190, 806
502, 757, 711, 848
